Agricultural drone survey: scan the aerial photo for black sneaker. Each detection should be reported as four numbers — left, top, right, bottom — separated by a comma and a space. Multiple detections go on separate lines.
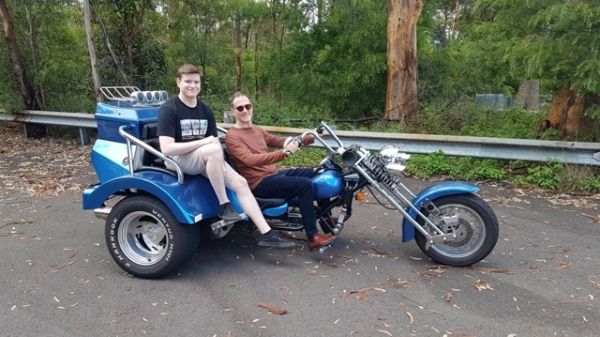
218, 202, 243, 224
256, 231, 298, 248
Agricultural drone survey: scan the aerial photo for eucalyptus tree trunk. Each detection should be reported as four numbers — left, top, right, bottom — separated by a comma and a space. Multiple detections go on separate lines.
0, 0, 36, 109
539, 85, 584, 137
82, 0, 102, 102
384, 0, 422, 122
234, 12, 242, 91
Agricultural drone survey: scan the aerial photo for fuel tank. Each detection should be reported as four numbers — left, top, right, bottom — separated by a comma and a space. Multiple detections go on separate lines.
312, 169, 344, 199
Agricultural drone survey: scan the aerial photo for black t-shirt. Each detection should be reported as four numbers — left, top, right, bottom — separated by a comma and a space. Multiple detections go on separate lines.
157, 96, 218, 142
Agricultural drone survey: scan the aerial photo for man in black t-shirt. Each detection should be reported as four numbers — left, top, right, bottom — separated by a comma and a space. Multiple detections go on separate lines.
157, 64, 295, 248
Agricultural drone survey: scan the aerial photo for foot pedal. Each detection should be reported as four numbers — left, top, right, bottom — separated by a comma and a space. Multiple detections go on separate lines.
318, 244, 332, 254
211, 220, 227, 231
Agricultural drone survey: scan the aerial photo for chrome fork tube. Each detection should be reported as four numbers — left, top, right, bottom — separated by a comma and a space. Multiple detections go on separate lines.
352, 164, 445, 239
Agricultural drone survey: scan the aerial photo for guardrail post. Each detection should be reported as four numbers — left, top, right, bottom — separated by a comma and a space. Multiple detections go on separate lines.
79, 128, 91, 145
24, 123, 48, 139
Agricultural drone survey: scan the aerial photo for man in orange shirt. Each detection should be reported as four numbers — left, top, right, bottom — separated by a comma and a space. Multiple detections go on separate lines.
225, 91, 336, 252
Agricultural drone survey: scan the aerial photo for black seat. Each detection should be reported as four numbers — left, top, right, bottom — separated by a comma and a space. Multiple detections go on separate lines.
255, 197, 287, 210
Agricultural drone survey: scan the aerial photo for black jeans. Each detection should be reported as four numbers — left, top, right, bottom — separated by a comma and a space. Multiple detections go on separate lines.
253, 168, 318, 239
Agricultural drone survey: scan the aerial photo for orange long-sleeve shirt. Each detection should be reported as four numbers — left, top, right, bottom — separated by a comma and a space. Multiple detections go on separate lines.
225, 126, 287, 189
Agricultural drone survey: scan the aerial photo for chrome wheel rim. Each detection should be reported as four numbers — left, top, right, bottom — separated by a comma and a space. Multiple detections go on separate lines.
430, 203, 486, 258
118, 211, 168, 266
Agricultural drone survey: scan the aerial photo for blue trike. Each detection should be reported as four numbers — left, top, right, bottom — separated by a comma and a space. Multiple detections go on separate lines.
83, 87, 499, 279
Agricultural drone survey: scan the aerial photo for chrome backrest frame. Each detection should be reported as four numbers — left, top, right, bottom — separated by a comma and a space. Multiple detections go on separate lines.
118, 125, 184, 184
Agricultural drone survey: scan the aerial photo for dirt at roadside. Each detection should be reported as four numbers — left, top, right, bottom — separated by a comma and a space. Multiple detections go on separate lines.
0, 122, 96, 198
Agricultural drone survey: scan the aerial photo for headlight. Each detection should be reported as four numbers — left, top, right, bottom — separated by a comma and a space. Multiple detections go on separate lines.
379, 145, 410, 172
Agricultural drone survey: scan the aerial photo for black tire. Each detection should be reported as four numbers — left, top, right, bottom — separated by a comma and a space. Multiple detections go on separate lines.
415, 194, 499, 267
105, 195, 200, 278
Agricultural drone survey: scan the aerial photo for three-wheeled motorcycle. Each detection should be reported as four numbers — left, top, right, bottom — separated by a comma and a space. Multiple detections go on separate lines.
83, 87, 499, 278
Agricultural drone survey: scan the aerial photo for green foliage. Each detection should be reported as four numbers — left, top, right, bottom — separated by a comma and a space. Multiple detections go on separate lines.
406, 151, 506, 181
465, 0, 600, 96
279, 147, 327, 168
275, 0, 388, 119
407, 152, 600, 193
516, 162, 562, 190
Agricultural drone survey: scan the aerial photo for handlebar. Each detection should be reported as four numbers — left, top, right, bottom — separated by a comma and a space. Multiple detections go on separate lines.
301, 121, 345, 154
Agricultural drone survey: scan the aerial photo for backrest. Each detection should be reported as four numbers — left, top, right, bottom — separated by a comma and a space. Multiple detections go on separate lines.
132, 122, 166, 170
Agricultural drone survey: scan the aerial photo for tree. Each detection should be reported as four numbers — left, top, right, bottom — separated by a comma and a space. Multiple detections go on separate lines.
467, 0, 600, 137
0, 0, 35, 109
384, 0, 422, 122
83, 0, 101, 102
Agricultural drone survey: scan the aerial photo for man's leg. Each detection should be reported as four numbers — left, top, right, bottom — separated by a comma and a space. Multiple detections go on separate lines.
223, 165, 271, 234
224, 165, 296, 248
253, 172, 319, 238
197, 142, 229, 204
171, 144, 239, 222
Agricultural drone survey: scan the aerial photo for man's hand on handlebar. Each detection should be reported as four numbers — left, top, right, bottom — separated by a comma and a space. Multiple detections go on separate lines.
283, 141, 299, 156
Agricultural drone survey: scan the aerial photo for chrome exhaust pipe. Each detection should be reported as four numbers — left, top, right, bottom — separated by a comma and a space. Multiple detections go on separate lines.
94, 207, 112, 219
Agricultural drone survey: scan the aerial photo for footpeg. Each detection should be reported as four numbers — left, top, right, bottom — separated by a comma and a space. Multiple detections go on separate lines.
318, 244, 332, 254
211, 220, 227, 231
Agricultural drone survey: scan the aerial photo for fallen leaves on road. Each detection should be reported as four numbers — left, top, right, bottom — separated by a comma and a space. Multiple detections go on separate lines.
257, 301, 287, 315
471, 267, 513, 274
543, 193, 599, 209
581, 213, 600, 223
0, 122, 93, 198
474, 279, 494, 292
417, 265, 447, 280
343, 287, 386, 303
558, 261, 571, 269
376, 329, 393, 336
381, 278, 409, 288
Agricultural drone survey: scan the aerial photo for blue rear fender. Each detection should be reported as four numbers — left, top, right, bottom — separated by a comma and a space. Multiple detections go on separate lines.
401, 181, 479, 242
82, 170, 240, 224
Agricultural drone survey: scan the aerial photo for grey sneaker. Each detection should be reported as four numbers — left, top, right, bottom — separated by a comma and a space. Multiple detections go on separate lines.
256, 231, 298, 248
218, 202, 243, 224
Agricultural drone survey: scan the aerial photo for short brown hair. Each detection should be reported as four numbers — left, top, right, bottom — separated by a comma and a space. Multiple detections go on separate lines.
229, 91, 248, 105
176, 64, 201, 79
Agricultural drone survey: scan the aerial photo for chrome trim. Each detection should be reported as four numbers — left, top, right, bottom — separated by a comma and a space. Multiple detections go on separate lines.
94, 207, 111, 219
118, 125, 184, 184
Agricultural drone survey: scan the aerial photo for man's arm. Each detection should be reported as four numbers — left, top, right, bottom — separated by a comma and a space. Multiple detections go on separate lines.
159, 135, 219, 156
225, 133, 286, 167
264, 130, 286, 149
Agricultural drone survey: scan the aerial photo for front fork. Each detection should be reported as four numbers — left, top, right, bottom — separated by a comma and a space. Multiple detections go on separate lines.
351, 164, 458, 249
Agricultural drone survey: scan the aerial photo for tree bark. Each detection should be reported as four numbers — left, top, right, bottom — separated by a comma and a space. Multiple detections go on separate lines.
234, 12, 242, 91
82, 0, 102, 102
92, 3, 130, 85
0, 0, 36, 109
515, 79, 539, 111
539, 85, 585, 136
384, 0, 422, 122
22, 1, 46, 109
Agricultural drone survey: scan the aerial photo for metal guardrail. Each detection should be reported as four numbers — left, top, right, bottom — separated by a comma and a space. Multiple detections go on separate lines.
1, 110, 599, 166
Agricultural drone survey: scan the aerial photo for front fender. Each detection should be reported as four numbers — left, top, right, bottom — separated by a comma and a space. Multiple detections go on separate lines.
82, 170, 223, 224
401, 181, 479, 242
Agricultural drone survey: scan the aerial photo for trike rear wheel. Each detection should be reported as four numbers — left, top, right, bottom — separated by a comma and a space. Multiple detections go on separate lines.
105, 195, 200, 278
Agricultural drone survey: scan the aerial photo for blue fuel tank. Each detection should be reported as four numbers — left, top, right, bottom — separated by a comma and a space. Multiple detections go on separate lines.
312, 169, 344, 199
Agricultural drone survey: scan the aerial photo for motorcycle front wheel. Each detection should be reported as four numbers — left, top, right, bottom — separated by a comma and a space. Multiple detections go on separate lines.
415, 194, 498, 267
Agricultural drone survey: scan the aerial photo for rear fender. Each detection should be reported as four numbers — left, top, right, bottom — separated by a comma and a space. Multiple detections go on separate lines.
401, 181, 479, 242
82, 170, 231, 224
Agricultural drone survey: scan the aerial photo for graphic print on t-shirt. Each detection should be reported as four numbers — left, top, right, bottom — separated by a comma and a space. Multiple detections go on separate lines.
180, 119, 207, 140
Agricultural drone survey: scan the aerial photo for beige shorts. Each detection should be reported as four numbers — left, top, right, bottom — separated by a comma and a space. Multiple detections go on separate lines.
166, 147, 237, 184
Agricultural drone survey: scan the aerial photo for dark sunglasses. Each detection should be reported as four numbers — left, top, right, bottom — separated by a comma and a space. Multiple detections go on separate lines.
234, 104, 252, 112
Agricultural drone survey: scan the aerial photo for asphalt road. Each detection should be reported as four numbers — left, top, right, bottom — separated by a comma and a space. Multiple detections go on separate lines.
1, 181, 599, 337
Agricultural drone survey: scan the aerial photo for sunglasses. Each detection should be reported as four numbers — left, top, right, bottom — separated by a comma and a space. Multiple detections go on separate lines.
234, 104, 252, 112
